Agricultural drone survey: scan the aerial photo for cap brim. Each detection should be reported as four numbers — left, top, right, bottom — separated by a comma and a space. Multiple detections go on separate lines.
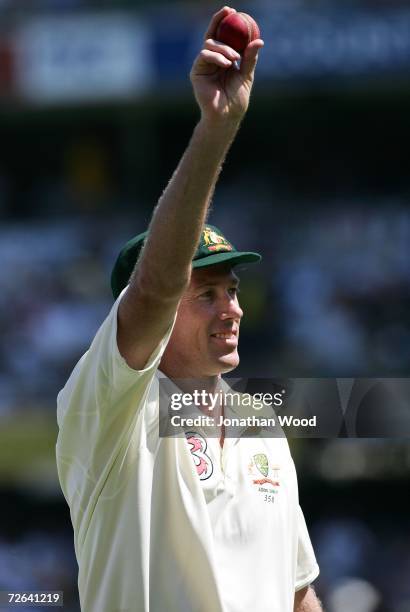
192, 251, 261, 269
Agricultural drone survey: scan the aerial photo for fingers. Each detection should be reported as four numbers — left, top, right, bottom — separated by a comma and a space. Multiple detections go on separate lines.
191, 38, 241, 77
196, 49, 233, 72
240, 38, 264, 79
204, 39, 241, 63
204, 5, 236, 40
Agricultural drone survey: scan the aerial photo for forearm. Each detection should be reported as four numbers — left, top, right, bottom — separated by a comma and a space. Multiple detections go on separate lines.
125, 6, 263, 302
294, 586, 323, 612
131, 117, 240, 296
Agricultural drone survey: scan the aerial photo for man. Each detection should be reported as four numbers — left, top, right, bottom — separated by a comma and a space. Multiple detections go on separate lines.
56, 7, 321, 611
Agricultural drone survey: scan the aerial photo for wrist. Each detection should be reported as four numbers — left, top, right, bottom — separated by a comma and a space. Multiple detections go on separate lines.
195, 116, 241, 148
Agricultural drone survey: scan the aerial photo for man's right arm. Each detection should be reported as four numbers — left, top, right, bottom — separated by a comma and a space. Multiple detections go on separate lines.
117, 6, 263, 370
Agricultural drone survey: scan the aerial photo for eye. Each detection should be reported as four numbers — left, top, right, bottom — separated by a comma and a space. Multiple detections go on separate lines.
199, 290, 213, 300
229, 286, 240, 296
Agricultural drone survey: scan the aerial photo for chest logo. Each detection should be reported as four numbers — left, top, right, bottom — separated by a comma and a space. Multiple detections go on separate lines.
254, 453, 269, 477
185, 432, 213, 481
248, 454, 280, 503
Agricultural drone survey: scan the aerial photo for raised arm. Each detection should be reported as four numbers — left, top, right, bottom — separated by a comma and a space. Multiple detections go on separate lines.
117, 6, 263, 370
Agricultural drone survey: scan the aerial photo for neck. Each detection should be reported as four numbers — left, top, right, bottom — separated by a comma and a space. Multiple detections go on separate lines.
159, 369, 224, 418
159, 363, 221, 391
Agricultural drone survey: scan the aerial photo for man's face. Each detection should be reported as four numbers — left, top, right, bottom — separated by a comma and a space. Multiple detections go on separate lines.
161, 263, 243, 378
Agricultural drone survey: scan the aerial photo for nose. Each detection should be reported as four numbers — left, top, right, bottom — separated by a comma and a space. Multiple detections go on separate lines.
220, 293, 243, 321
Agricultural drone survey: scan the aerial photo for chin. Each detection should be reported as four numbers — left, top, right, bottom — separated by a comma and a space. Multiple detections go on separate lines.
215, 354, 240, 374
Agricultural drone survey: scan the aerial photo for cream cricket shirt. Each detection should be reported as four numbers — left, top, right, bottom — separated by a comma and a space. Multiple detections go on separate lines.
56, 290, 319, 612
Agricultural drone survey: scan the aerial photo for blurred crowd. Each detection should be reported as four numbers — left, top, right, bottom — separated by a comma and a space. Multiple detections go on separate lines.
312, 515, 410, 612
0, 216, 120, 414
0, 531, 78, 611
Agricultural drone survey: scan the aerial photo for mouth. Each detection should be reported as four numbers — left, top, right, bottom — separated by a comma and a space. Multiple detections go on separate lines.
210, 330, 238, 345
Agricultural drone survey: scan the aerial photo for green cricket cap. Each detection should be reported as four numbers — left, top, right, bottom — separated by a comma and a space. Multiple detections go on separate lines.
111, 224, 261, 299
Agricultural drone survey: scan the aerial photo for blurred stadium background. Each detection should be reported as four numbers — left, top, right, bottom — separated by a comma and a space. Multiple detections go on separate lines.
1, 0, 410, 610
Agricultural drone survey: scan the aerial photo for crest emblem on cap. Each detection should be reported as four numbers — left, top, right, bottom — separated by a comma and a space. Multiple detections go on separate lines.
203, 227, 233, 253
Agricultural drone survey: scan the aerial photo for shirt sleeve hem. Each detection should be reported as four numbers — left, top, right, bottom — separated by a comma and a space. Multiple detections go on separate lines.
110, 285, 176, 379
295, 564, 320, 592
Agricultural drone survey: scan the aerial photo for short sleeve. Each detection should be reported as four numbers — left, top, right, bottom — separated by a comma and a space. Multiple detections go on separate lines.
56, 287, 175, 548
295, 504, 320, 591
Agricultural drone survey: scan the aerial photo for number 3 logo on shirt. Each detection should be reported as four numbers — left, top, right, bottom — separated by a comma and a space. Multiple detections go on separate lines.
185, 432, 213, 481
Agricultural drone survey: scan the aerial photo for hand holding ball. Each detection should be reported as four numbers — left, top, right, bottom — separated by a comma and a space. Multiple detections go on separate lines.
216, 12, 260, 54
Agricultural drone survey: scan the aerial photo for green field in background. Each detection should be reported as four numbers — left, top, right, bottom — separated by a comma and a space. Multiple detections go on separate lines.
0, 411, 59, 489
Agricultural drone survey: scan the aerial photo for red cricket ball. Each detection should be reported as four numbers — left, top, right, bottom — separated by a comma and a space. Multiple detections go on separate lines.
216, 12, 260, 54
